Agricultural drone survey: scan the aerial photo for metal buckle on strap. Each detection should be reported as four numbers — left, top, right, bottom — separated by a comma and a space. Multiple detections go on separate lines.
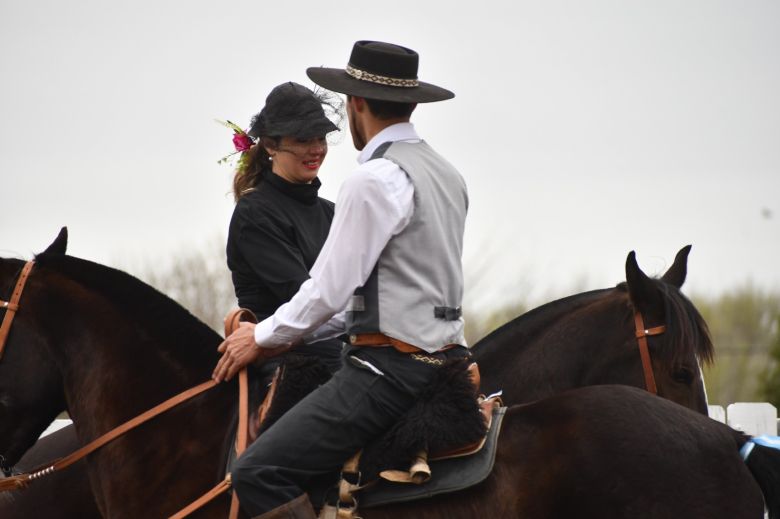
434, 306, 462, 321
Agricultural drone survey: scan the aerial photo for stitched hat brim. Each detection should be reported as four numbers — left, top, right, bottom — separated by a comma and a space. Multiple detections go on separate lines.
307, 67, 454, 103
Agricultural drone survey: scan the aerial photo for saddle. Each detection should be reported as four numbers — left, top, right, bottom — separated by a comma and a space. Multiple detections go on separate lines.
246, 352, 504, 518
225, 308, 505, 518
324, 359, 503, 518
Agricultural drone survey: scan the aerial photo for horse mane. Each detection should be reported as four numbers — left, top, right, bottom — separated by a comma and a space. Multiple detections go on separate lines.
33, 253, 222, 360
616, 280, 715, 368
472, 288, 613, 352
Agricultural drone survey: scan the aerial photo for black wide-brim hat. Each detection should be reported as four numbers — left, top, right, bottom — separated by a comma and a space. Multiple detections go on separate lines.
306, 41, 454, 103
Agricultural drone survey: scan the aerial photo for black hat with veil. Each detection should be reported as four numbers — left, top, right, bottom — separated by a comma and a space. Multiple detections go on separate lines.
248, 82, 344, 142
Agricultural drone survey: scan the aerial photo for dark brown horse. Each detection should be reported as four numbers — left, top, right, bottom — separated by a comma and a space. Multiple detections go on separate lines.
4, 234, 772, 517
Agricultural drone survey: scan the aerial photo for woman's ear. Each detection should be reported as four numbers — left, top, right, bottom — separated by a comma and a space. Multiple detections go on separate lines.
260, 137, 277, 156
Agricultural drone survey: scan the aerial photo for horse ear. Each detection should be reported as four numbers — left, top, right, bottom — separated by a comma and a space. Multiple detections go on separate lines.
41, 227, 68, 255
625, 250, 663, 318
660, 245, 691, 289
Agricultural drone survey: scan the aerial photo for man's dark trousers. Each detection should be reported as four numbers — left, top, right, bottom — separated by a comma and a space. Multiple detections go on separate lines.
232, 345, 469, 515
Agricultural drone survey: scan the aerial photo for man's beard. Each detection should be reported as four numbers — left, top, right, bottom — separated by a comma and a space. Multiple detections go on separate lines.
348, 103, 366, 150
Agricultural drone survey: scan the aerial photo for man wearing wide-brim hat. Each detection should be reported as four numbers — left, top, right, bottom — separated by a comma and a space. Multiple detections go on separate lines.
214, 40, 470, 519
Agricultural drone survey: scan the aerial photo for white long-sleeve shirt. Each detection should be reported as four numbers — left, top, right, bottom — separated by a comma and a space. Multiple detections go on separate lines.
253, 122, 419, 348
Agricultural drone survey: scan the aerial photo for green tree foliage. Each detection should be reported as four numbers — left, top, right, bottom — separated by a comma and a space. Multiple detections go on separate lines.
465, 284, 780, 406
690, 285, 779, 405
760, 314, 780, 407
464, 302, 528, 346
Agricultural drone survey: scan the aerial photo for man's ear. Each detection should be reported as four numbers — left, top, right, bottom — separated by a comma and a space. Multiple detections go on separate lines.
350, 95, 366, 113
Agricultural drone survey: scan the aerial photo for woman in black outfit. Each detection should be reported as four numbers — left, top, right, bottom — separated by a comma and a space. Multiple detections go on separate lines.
225, 82, 344, 374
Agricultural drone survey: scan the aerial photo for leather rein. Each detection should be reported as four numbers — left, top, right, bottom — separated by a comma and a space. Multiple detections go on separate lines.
0, 260, 251, 519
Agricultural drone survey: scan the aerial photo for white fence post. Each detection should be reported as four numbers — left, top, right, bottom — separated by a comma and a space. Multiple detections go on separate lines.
726, 403, 778, 436
708, 405, 726, 424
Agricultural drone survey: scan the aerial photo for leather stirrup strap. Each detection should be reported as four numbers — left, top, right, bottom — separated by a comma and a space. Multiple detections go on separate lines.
0, 260, 35, 360
633, 310, 665, 395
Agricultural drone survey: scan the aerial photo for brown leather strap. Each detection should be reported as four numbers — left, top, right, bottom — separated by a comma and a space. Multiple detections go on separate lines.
169, 476, 232, 519
224, 308, 255, 519
0, 260, 35, 360
349, 332, 423, 353
167, 370, 248, 519
349, 333, 458, 354
0, 378, 218, 492
633, 311, 666, 395
257, 365, 282, 427
168, 307, 261, 519
224, 308, 255, 457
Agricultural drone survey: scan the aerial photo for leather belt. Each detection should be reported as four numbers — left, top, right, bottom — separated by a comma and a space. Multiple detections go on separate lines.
349, 333, 458, 354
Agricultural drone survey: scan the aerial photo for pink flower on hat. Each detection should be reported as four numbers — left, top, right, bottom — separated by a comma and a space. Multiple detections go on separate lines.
232, 132, 253, 152
216, 119, 255, 165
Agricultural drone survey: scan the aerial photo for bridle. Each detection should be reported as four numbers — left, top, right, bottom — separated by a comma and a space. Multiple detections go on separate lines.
0, 260, 35, 478
633, 309, 666, 395
0, 260, 35, 361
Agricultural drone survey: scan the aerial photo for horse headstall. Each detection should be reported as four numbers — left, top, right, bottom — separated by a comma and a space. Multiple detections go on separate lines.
0, 260, 35, 360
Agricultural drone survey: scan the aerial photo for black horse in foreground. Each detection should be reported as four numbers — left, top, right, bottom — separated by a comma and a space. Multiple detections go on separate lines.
1, 231, 775, 517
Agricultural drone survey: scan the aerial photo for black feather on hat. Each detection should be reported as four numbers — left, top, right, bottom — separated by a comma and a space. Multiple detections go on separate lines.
248, 82, 340, 140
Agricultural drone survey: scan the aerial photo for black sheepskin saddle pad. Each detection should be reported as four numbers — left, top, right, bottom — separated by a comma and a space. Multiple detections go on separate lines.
251, 354, 487, 480
358, 357, 488, 480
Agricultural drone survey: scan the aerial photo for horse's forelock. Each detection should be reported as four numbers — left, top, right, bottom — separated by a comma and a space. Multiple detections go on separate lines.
654, 280, 714, 368
617, 278, 713, 368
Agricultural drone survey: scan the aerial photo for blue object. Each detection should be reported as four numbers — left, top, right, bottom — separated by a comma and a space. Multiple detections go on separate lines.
740, 435, 780, 461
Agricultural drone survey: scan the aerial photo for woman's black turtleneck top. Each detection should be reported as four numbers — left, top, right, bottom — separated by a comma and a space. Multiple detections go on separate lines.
226, 169, 334, 321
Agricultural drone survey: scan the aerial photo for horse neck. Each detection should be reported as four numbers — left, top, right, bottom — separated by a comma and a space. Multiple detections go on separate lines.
473, 289, 635, 401
36, 270, 238, 516
32, 266, 228, 437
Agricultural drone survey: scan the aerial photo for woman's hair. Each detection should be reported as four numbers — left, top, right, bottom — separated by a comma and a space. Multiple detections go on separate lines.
232, 137, 279, 201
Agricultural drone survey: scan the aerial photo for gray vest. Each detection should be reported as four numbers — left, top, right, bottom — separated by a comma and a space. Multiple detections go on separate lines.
346, 140, 468, 352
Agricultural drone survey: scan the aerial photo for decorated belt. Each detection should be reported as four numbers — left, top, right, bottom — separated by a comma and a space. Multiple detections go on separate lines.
349, 333, 458, 355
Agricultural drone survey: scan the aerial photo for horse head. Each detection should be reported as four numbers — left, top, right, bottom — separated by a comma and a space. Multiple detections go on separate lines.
472, 246, 712, 415
623, 245, 713, 414
0, 228, 226, 472
0, 229, 69, 468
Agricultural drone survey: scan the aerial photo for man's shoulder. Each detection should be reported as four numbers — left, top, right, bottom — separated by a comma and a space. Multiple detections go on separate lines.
346, 158, 406, 190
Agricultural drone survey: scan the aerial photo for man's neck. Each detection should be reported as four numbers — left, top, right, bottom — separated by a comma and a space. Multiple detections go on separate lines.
362, 117, 410, 145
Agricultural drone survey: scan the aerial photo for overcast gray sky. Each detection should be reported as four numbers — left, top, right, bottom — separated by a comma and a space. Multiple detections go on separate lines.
1, 0, 778, 310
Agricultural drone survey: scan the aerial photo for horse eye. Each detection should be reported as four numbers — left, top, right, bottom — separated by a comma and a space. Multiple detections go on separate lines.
672, 367, 695, 385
